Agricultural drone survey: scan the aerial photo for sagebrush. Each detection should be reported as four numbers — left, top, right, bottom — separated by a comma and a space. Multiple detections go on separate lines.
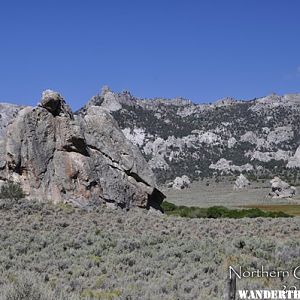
0, 181, 25, 200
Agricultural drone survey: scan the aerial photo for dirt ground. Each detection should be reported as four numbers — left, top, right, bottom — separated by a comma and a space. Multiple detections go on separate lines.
162, 179, 300, 208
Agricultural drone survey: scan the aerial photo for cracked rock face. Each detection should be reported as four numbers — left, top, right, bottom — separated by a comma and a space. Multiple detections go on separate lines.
2, 91, 164, 209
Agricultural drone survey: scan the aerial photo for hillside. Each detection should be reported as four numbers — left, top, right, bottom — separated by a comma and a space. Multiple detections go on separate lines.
77, 87, 300, 184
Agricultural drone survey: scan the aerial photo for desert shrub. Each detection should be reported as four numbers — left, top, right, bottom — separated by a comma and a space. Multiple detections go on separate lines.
161, 201, 291, 219
0, 181, 25, 201
57, 202, 75, 214
0, 197, 298, 299
186, 207, 207, 218
81, 288, 121, 299
0, 271, 73, 300
206, 206, 228, 218
161, 201, 177, 212
266, 211, 291, 218
206, 206, 291, 218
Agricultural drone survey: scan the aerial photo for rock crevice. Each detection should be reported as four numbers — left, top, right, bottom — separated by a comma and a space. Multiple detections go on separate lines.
2, 90, 164, 209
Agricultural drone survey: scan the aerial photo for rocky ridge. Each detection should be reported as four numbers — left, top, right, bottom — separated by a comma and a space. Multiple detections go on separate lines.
0, 90, 164, 209
77, 87, 300, 184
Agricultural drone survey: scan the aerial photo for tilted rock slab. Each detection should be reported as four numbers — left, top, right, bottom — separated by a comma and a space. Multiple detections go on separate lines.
287, 146, 300, 168
233, 174, 250, 190
2, 90, 164, 209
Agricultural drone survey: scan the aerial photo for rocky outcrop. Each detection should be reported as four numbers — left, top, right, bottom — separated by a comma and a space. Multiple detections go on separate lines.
168, 175, 191, 190
269, 177, 296, 198
0, 103, 23, 137
227, 137, 237, 148
245, 150, 291, 163
250, 93, 300, 112
76, 87, 300, 184
2, 90, 164, 209
209, 158, 253, 174
80, 86, 134, 113
148, 155, 170, 171
233, 174, 250, 189
0, 103, 24, 171
287, 146, 300, 168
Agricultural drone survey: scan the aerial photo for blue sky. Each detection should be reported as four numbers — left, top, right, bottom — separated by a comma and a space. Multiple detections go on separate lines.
0, 0, 300, 110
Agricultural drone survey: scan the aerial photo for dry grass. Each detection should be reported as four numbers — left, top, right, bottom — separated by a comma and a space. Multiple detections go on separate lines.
163, 180, 300, 211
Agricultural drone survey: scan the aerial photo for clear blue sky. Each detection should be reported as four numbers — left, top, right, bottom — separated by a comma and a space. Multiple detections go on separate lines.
1, 0, 300, 110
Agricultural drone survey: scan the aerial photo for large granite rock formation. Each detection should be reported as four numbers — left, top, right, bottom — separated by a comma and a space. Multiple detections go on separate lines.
287, 146, 300, 168
269, 177, 296, 198
233, 174, 250, 190
1, 90, 164, 209
168, 175, 191, 190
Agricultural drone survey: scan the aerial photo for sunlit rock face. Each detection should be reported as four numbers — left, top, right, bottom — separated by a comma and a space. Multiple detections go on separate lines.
287, 146, 300, 168
233, 174, 250, 190
169, 175, 191, 190
2, 90, 164, 209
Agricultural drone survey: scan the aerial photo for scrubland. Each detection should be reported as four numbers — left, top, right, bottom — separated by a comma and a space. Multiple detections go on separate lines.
0, 199, 299, 300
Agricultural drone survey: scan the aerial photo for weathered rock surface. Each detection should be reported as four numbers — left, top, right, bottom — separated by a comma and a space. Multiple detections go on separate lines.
1, 91, 164, 209
269, 177, 296, 198
233, 174, 250, 189
209, 158, 253, 174
0, 103, 23, 137
287, 146, 300, 168
169, 175, 191, 190
0, 103, 25, 170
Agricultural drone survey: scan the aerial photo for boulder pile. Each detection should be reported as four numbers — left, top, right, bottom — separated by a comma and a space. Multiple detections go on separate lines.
269, 177, 296, 198
168, 175, 191, 190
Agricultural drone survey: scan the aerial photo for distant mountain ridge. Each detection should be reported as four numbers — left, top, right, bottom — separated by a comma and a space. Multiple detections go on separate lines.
78, 86, 300, 184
